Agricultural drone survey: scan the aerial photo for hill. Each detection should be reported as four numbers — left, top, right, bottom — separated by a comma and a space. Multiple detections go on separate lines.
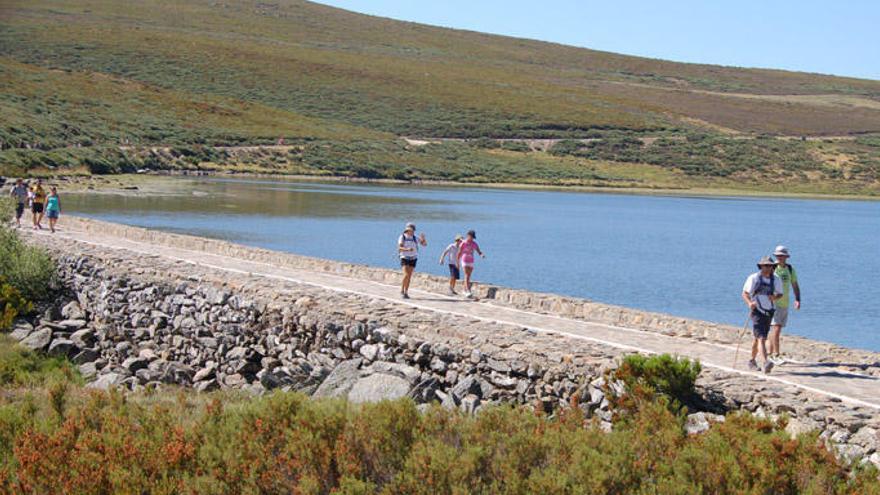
1, 0, 880, 194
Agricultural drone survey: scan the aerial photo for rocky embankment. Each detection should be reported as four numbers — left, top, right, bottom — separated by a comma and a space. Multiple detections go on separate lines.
10, 222, 880, 469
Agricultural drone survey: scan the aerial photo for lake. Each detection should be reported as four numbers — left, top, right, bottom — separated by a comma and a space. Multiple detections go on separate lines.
63, 177, 880, 352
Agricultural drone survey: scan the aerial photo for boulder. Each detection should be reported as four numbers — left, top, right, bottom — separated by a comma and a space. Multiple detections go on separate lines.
460, 394, 481, 415
70, 328, 97, 348
78, 362, 98, 380
57, 319, 87, 330
121, 357, 149, 374
87, 372, 121, 390
685, 412, 724, 435
313, 359, 362, 398
47, 339, 79, 359
451, 376, 482, 401
347, 373, 411, 404
61, 301, 86, 320
72, 349, 100, 364
20, 328, 52, 351
9, 321, 33, 341
359, 344, 379, 361
367, 362, 421, 385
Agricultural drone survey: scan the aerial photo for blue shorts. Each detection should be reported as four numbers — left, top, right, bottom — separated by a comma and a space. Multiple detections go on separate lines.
448, 264, 460, 280
46, 209, 59, 219
751, 309, 774, 339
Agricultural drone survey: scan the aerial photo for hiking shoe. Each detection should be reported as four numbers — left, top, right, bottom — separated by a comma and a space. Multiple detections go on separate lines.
763, 361, 774, 374
747, 360, 759, 371
402, 293, 410, 299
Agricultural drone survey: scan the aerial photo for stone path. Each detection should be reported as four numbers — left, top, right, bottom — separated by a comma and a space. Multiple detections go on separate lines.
33, 226, 880, 410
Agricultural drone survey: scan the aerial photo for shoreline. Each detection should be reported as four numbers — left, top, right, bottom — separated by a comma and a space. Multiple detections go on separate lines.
45, 171, 880, 202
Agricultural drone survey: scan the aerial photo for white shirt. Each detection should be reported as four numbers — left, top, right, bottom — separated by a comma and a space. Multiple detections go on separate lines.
440, 242, 459, 265
398, 234, 419, 259
743, 272, 783, 313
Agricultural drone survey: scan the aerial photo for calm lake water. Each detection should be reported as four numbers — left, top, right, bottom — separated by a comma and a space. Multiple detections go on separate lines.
64, 178, 880, 352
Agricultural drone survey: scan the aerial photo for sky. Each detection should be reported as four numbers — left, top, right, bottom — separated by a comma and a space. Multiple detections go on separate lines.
318, 0, 880, 81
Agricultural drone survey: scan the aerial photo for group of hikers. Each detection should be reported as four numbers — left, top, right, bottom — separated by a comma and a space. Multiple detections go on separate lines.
742, 245, 802, 374
397, 222, 802, 376
397, 223, 485, 299
7, 178, 62, 233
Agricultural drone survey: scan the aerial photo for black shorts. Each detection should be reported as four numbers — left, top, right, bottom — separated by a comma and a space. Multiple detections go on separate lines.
448, 264, 460, 279
15, 202, 25, 219
31, 203, 44, 214
751, 309, 774, 339
400, 258, 417, 268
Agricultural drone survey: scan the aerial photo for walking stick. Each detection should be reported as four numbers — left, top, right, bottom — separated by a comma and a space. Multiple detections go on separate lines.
732, 313, 751, 368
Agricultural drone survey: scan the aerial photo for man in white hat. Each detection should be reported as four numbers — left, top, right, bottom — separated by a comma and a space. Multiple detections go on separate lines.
769, 245, 801, 364
742, 256, 783, 373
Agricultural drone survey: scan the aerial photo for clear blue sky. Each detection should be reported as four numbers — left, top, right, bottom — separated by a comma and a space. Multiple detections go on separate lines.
318, 0, 880, 81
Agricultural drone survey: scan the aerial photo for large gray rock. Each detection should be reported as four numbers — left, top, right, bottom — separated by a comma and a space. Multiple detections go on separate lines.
87, 372, 121, 390
452, 376, 482, 401
57, 319, 87, 330
122, 357, 149, 374
78, 362, 98, 380
685, 412, 724, 435
72, 349, 100, 365
359, 344, 379, 361
367, 362, 421, 385
61, 301, 86, 320
313, 359, 362, 398
47, 339, 79, 359
70, 328, 97, 348
20, 328, 52, 351
9, 321, 33, 341
347, 373, 412, 404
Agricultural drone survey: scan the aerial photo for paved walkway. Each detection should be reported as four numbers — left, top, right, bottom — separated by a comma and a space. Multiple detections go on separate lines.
33, 226, 880, 410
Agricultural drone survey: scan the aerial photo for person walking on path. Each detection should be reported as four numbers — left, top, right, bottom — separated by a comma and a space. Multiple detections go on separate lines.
457, 230, 485, 298
45, 186, 61, 233
742, 256, 783, 374
8, 179, 28, 228
769, 245, 801, 365
439, 234, 463, 295
398, 222, 427, 299
30, 179, 46, 230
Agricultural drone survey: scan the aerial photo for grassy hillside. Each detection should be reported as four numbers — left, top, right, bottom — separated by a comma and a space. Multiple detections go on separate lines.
1, 0, 880, 194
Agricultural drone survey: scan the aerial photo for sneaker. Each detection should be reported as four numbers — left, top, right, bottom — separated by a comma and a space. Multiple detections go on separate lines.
447, 289, 456, 296
402, 293, 410, 299
771, 355, 786, 366
747, 360, 759, 371
763, 361, 774, 374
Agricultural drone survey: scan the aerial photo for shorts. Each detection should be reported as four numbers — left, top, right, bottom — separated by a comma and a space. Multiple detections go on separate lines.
751, 309, 774, 339
15, 202, 25, 219
461, 260, 474, 269
31, 203, 44, 214
448, 264, 460, 279
46, 209, 59, 219
400, 257, 417, 268
771, 307, 789, 327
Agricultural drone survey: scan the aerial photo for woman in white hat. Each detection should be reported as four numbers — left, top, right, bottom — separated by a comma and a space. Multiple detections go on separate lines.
398, 222, 426, 299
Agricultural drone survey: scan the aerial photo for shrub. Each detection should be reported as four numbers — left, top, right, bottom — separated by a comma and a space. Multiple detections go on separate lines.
610, 353, 702, 412
0, 278, 32, 331
0, 335, 80, 388
0, 225, 56, 303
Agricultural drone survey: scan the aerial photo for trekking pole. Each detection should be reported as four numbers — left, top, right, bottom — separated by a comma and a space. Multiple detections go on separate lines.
732, 313, 751, 368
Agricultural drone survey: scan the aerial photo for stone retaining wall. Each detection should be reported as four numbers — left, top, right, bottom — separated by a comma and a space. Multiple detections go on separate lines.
56, 216, 880, 374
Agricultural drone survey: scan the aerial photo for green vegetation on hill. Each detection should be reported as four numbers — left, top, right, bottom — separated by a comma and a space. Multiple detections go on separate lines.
1, 0, 880, 195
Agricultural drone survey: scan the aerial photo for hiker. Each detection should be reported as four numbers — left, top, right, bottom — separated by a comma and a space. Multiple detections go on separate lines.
439, 234, 463, 295
8, 178, 28, 228
457, 230, 485, 298
45, 186, 61, 233
398, 222, 426, 299
30, 179, 46, 230
769, 245, 801, 364
742, 256, 783, 373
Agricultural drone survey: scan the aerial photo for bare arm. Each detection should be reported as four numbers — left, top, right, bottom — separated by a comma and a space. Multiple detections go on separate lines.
742, 291, 756, 309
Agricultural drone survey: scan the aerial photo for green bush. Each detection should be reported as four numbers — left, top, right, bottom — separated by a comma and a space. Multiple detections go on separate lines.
0, 278, 32, 331
611, 353, 702, 412
0, 335, 80, 388
0, 226, 56, 303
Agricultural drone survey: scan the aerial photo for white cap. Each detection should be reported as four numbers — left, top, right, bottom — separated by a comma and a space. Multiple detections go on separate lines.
774, 245, 790, 257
